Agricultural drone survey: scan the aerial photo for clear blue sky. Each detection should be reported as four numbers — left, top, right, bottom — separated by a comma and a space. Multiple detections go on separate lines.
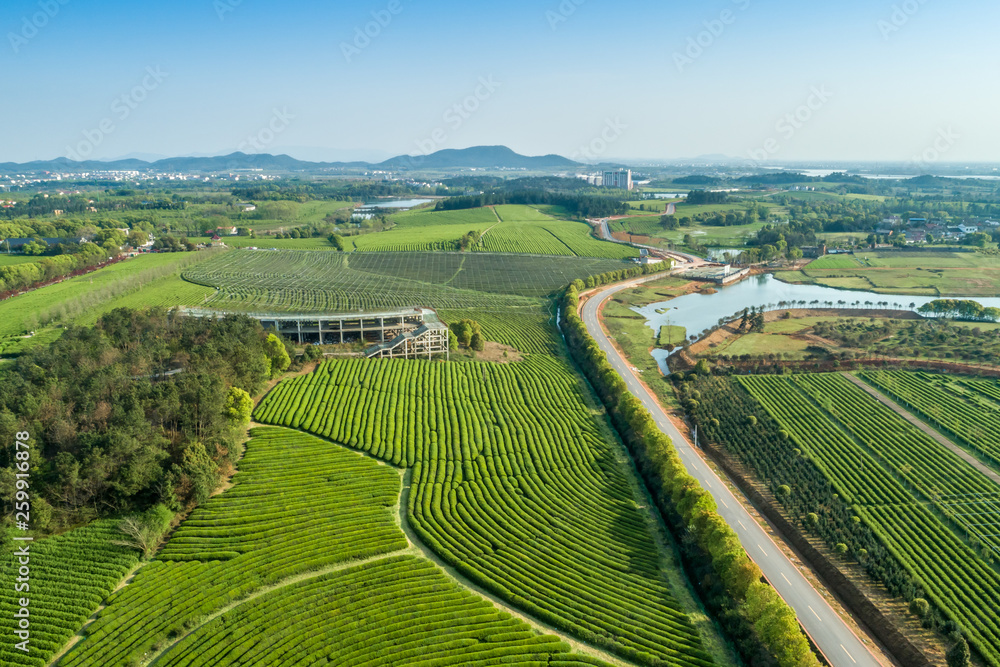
2, 0, 998, 163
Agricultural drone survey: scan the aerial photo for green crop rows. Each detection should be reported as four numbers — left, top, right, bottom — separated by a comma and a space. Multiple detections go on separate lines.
156, 556, 614, 667
438, 308, 560, 355
861, 370, 1000, 470
60, 427, 407, 667
737, 374, 1000, 666
254, 357, 715, 667
346, 251, 631, 297
0, 521, 141, 667
184, 250, 541, 313
350, 205, 638, 259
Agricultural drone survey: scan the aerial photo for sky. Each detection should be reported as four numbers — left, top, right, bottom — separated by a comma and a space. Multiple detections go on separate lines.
2, 0, 998, 164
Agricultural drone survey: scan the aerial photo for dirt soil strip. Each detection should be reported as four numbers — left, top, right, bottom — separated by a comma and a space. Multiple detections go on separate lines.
842, 373, 1000, 487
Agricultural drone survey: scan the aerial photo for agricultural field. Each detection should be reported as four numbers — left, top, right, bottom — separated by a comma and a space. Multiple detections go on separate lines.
59, 427, 409, 667
0, 250, 220, 356
780, 251, 1000, 296
437, 308, 560, 355
254, 357, 722, 667
0, 521, 141, 667
608, 202, 783, 250
861, 371, 1000, 470
735, 373, 1000, 666
0, 254, 37, 266
182, 250, 635, 328
352, 205, 638, 258
156, 556, 616, 667
804, 254, 864, 269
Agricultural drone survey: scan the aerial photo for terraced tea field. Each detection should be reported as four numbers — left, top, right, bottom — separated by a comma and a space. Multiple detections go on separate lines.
350, 205, 638, 259
736, 373, 1000, 666
155, 556, 616, 667
254, 357, 719, 667
59, 428, 407, 667
183, 249, 632, 316
0, 521, 141, 667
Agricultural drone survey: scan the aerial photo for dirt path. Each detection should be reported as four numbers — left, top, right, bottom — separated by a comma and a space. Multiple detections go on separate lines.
842, 373, 1000, 487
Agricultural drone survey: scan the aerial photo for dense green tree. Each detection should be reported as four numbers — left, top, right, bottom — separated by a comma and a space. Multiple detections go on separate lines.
947, 638, 970, 667
264, 333, 291, 378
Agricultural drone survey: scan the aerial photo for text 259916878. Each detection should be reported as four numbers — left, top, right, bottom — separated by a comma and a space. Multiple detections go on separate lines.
11, 430, 33, 654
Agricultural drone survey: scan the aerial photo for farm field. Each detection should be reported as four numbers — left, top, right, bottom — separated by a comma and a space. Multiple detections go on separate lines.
780, 251, 1000, 296
352, 205, 638, 258
185, 249, 541, 314
156, 555, 616, 667
0, 521, 141, 667
736, 373, 1000, 666
183, 249, 635, 321
437, 308, 560, 355
609, 217, 776, 250
254, 357, 721, 667
0, 250, 220, 355
860, 371, 1000, 471
0, 254, 37, 266
60, 427, 409, 667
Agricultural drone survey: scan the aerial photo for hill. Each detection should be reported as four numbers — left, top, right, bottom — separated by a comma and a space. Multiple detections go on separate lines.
0, 146, 582, 174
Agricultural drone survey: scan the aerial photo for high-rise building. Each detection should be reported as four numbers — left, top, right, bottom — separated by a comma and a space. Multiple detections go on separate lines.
602, 169, 633, 190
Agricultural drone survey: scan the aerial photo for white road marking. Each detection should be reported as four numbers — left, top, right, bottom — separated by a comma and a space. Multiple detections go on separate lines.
781, 573, 791, 585
809, 605, 822, 622
720, 498, 729, 508
757, 544, 768, 556
737, 520, 747, 531
841, 645, 857, 664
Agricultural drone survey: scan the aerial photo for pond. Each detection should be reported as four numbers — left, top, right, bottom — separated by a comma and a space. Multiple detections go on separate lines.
634, 273, 1000, 372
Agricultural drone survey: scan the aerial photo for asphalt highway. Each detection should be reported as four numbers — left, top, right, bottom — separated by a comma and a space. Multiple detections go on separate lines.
580, 276, 884, 667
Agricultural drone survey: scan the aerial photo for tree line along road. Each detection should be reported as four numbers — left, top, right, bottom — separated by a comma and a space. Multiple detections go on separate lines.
579, 274, 885, 667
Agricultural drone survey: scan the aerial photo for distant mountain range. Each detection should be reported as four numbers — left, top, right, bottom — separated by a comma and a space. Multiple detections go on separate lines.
0, 146, 585, 174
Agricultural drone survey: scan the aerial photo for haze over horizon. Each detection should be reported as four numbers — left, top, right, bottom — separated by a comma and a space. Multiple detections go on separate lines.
2, 0, 997, 165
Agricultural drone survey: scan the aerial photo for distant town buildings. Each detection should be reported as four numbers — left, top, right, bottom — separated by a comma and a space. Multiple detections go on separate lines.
602, 169, 633, 191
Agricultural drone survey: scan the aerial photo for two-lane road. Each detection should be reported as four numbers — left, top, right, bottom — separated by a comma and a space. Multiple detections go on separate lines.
580, 276, 884, 667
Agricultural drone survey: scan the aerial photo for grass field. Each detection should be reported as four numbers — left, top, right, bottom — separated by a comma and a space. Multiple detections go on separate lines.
658, 325, 687, 346
805, 255, 864, 269
0, 251, 221, 355
350, 205, 638, 259
0, 254, 38, 266
254, 357, 722, 667
783, 251, 1000, 296
737, 373, 1000, 666
712, 333, 813, 359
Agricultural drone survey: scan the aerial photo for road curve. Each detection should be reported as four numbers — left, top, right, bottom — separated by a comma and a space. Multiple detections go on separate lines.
580, 276, 884, 667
